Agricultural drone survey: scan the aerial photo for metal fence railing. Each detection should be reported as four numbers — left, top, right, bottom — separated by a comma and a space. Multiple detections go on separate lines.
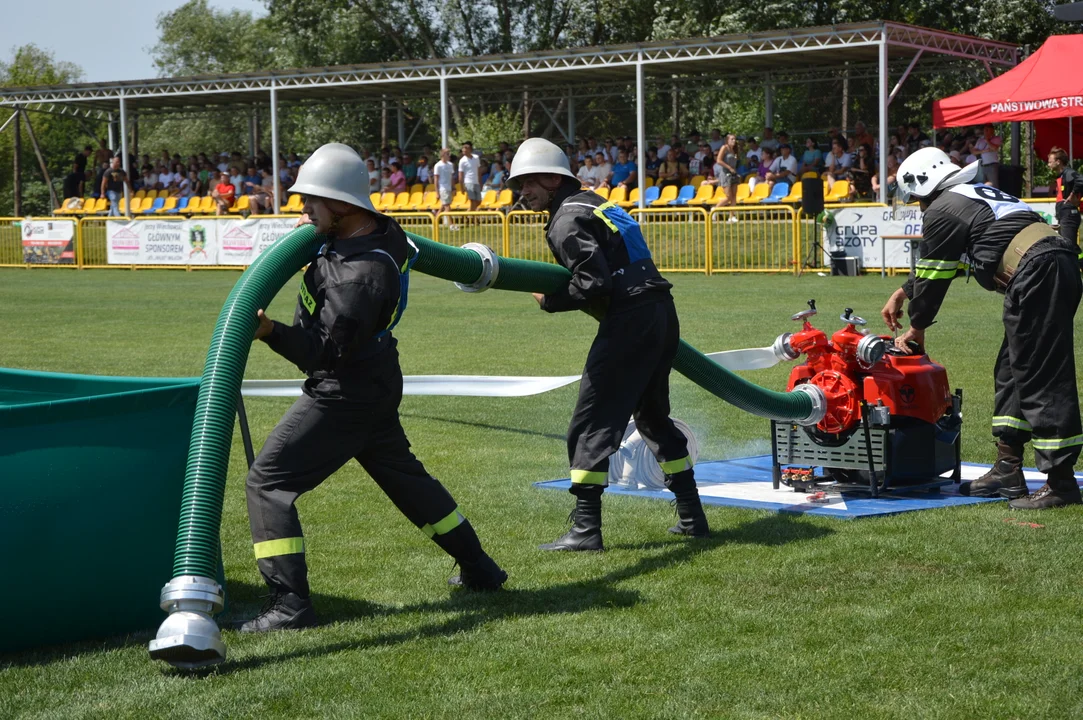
709, 205, 799, 274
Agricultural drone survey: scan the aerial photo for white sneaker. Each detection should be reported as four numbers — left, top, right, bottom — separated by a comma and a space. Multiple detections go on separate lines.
728, 215, 739, 223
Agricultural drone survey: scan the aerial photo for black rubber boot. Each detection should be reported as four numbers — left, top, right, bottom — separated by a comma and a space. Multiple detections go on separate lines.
1008, 466, 1082, 510
960, 442, 1026, 498
239, 590, 318, 633
665, 469, 710, 537
448, 552, 508, 590
539, 485, 604, 551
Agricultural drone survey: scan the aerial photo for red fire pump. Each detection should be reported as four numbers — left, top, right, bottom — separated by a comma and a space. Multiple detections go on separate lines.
771, 300, 962, 496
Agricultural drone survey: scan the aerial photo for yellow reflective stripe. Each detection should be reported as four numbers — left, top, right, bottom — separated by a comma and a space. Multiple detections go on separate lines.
915, 267, 960, 280
422, 508, 464, 537
570, 469, 608, 485
659, 455, 693, 474
993, 416, 1032, 431
916, 258, 961, 270
592, 201, 619, 233
253, 537, 305, 559
298, 277, 316, 314
1031, 435, 1083, 450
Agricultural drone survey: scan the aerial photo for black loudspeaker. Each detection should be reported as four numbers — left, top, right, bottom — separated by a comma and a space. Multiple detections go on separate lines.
802, 177, 824, 215
998, 165, 1024, 198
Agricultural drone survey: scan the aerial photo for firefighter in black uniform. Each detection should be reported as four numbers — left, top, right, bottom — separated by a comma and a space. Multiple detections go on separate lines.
1047, 146, 1083, 267
506, 138, 709, 551
241, 143, 506, 632
881, 147, 1082, 510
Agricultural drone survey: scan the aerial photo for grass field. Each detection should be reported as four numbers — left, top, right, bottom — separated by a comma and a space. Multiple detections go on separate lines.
3, 268, 1083, 719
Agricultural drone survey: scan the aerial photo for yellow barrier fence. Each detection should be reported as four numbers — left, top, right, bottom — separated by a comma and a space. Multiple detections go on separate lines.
506, 211, 554, 264
795, 203, 893, 275
0, 218, 22, 267
432, 211, 506, 252
708, 205, 799, 274
387, 212, 437, 242
0, 217, 82, 268
630, 207, 710, 274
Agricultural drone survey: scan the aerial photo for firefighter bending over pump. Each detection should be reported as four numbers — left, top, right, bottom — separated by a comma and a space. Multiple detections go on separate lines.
507, 138, 710, 551
881, 147, 1082, 510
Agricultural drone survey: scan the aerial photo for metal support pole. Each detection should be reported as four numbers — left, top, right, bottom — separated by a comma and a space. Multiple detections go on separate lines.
841, 63, 850, 133
132, 114, 139, 159
107, 112, 115, 152
888, 51, 923, 106
249, 111, 257, 158
765, 78, 774, 129
568, 91, 575, 143
13, 106, 22, 217
236, 396, 255, 470
397, 102, 406, 149
0, 110, 18, 135
271, 80, 281, 213
1011, 122, 1020, 168
878, 38, 889, 204
21, 111, 60, 211
440, 75, 448, 150
119, 94, 130, 215
636, 54, 646, 209
1070, 117, 1074, 164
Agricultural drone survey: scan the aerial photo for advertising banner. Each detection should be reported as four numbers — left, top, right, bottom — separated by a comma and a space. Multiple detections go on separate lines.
106, 220, 218, 265
824, 200, 1062, 269
217, 217, 298, 266
21, 219, 75, 264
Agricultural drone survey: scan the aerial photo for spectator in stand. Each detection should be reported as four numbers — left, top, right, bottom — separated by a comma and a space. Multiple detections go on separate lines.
100, 157, 131, 216
94, 138, 112, 168
656, 136, 671, 161
684, 130, 702, 155
644, 147, 661, 183
713, 134, 739, 208
74, 145, 91, 176
173, 170, 192, 199
825, 137, 852, 192
949, 149, 964, 168
243, 166, 262, 197
380, 166, 392, 190
577, 153, 597, 188
657, 148, 686, 189
849, 144, 876, 200
564, 144, 580, 176
139, 167, 159, 192
576, 138, 591, 163
760, 127, 780, 153
62, 163, 84, 200
905, 122, 929, 155
416, 155, 431, 185
776, 131, 790, 150
690, 142, 711, 177
402, 153, 417, 185
187, 169, 203, 197
366, 159, 380, 194
671, 136, 690, 165
885, 146, 902, 195
609, 149, 637, 191
973, 123, 1003, 188
749, 148, 773, 190
708, 129, 724, 153
228, 166, 244, 199
484, 160, 506, 192
603, 138, 618, 164
593, 151, 612, 188
458, 142, 482, 211
766, 144, 798, 191
801, 136, 824, 175
851, 121, 874, 151
745, 137, 762, 171
212, 171, 235, 215
434, 147, 456, 215
388, 162, 407, 193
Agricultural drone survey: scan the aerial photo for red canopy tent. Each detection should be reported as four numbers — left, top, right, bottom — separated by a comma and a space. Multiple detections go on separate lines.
933, 34, 1083, 158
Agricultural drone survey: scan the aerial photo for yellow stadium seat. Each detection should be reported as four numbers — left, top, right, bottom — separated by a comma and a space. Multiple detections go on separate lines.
735, 184, 752, 204
134, 189, 147, 199
118, 197, 129, 215
689, 184, 715, 206
690, 175, 706, 187
229, 195, 251, 214
157, 197, 178, 213
608, 186, 627, 206
193, 196, 213, 214
644, 177, 655, 188
405, 191, 425, 211
781, 182, 804, 203
369, 193, 381, 208
409, 183, 424, 194
651, 185, 679, 207
594, 187, 609, 201
477, 190, 498, 209
494, 189, 513, 208
801, 171, 819, 180
424, 183, 435, 194
377, 191, 397, 211
159, 189, 172, 199
825, 180, 850, 203
740, 183, 770, 204
618, 187, 640, 208
450, 191, 469, 211
391, 192, 411, 211
279, 194, 304, 213
422, 191, 440, 210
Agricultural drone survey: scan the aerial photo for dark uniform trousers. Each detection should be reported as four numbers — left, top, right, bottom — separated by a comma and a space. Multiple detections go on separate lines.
246, 360, 462, 597
567, 297, 691, 486
992, 241, 1083, 474
1056, 201, 1080, 246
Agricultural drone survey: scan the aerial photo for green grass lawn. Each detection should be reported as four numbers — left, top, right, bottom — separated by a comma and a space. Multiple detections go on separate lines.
2, 268, 1083, 719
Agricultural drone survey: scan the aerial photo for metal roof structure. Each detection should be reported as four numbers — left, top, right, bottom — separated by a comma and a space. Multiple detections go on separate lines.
0, 21, 1019, 204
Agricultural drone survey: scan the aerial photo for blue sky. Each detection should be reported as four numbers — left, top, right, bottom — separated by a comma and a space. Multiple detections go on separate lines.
2, 0, 266, 83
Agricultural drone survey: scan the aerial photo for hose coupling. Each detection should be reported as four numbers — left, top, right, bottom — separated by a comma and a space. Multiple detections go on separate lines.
454, 243, 501, 293
148, 575, 226, 669
772, 332, 800, 362
792, 383, 828, 427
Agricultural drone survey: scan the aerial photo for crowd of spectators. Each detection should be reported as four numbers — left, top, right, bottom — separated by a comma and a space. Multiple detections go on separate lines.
62, 121, 1003, 216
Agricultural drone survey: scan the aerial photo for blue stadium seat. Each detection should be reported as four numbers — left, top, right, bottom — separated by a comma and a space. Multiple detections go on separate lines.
669, 185, 696, 206
168, 197, 190, 214
644, 186, 661, 204
144, 197, 165, 214
760, 182, 790, 204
